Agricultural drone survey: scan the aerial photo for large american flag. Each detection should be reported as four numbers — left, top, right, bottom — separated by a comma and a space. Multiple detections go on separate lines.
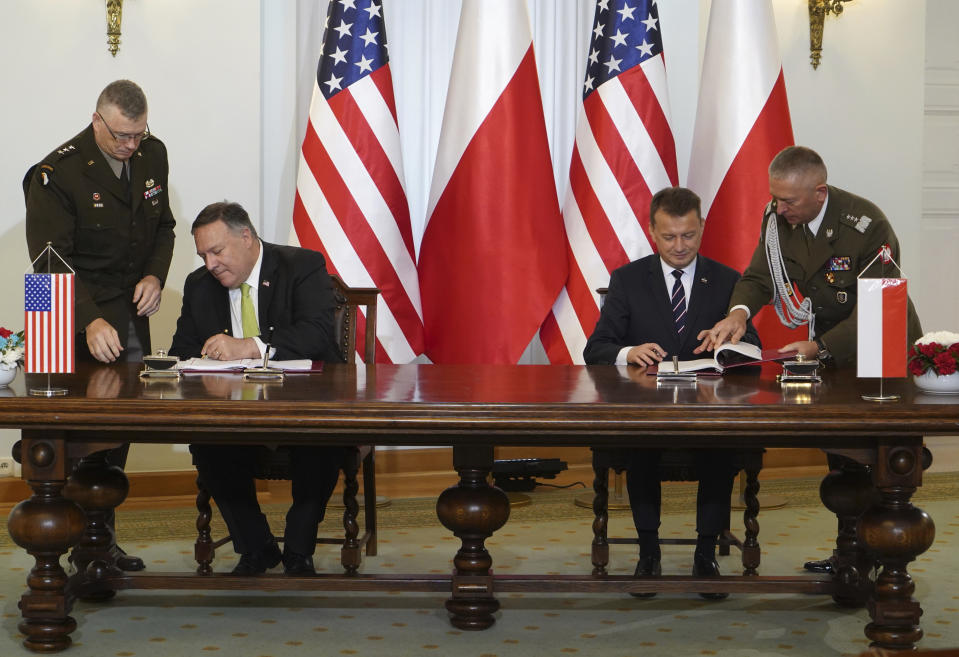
291, 0, 424, 363
540, 0, 678, 364
24, 273, 74, 373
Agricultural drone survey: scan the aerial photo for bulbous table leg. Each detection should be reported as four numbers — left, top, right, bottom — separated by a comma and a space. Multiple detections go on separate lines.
819, 455, 879, 607
7, 435, 86, 652
858, 443, 935, 651
436, 445, 510, 630
62, 451, 130, 601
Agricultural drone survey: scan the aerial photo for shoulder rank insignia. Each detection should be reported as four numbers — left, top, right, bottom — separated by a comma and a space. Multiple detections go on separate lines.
855, 215, 872, 233
827, 256, 851, 271
55, 144, 76, 156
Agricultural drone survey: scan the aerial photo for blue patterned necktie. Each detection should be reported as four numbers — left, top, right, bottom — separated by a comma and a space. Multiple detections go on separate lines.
671, 269, 686, 335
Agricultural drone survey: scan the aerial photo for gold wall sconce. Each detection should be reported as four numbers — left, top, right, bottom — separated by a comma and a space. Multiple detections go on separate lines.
808, 0, 853, 69
106, 0, 124, 57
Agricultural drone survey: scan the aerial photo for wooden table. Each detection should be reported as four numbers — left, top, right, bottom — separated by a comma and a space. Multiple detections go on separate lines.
2, 362, 955, 652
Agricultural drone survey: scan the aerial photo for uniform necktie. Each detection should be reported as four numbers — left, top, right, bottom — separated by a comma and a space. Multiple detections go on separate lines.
241, 283, 259, 338
671, 269, 686, 335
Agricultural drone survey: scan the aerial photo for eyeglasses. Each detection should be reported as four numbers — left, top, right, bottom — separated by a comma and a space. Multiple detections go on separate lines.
96, 111, 150, 144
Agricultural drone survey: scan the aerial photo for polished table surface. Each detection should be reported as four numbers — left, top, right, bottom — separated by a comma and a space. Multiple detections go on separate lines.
2, 362, 958, 652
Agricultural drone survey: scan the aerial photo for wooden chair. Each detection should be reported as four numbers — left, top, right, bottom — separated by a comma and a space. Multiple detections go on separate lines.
588, 287, 763, 576
194, 274, 379, 575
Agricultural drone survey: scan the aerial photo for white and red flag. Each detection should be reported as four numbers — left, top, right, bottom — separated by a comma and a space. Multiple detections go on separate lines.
857, 278, 908, 378
540, 0, 678, 364
291, 0, 424, 363
24, 273, 74, 373
686, 0, 800, 348
417, 0, 566, 364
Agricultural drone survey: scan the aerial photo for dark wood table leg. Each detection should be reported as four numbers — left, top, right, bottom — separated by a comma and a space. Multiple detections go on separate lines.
436, 445, 510, 631
340, 449, 361, 574
195, 477, 215, 575
741, 463, 761, 576
62, 450, 130, 601
590, 453, 610, 576
819, 454, 879, 607
858, 442, 936, 651
6, 433, 87, 653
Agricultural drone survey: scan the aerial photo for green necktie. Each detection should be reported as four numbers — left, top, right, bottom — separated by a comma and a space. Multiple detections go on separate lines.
240, 283, 259, 338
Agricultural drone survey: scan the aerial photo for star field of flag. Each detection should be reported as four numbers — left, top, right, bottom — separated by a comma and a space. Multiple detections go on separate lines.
318, 0, 388, 100
584, 0, 664, 99
24, 274, 51, 312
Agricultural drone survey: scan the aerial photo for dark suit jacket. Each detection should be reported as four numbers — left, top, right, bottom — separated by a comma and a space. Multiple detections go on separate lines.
584, 254, 760, 365
169, 241, 341, 362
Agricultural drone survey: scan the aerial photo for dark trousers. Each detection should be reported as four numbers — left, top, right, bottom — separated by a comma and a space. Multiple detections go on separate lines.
626, 449, 738, 537
191, 444, 344, 556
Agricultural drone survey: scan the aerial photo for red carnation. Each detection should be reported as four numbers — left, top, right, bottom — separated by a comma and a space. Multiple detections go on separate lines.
920, 343, 940, 358
933, 352, 957, 375
0, 327, 11, 339
909, 359, 927, 376
949, 343, 959, 358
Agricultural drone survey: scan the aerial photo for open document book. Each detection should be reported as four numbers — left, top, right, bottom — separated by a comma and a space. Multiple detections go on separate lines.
175, 358, 320, 373
650, 342, 796, 375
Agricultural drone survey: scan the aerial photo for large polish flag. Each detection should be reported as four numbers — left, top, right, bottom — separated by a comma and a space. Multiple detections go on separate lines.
417, 0, 567, 364
291, 0, 424, 363
540, 0, 678, 364
857, 278, 908, 378
686, 0, 800, 348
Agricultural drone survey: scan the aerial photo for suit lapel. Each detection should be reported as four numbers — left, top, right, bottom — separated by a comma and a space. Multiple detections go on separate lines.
129, 149, 146, 215
213, 283, 232, 337
680, 256, 710, 351
257, 244, 276, 336
647, 256, 680, 352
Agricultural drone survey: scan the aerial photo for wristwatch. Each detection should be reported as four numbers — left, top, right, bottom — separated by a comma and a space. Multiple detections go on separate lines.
814, 337, 832, 364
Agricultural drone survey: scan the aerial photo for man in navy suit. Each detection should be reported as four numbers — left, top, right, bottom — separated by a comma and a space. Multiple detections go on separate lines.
584, 186, 759, 599
170, 201, 344, 576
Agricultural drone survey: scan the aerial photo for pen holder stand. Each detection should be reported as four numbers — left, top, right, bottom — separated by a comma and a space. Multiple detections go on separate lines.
140, 349, 180, 380
243, 366, 284, 382
777, 355, 821, 384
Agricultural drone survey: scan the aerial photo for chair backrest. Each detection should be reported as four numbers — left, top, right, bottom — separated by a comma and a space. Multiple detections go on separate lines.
330, 274, 379, 364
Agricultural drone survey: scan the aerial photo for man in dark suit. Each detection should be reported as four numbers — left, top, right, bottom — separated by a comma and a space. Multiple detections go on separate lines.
584, 186, 760, 599
169, 201, 344, 576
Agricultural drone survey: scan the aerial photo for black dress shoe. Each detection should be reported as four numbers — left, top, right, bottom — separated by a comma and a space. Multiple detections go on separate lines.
232, 539, 282, 576
630, 556, 661, 599
692, 554, 728, 600
282, 549, 316, 576
111, 545, 145, 572
803, 557, 835, 574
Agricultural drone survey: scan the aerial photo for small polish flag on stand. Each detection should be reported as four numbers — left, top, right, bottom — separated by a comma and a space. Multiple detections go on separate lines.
857, 277, 908, 378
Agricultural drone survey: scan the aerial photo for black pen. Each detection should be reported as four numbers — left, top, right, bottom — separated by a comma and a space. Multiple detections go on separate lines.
262, 326, 275, 368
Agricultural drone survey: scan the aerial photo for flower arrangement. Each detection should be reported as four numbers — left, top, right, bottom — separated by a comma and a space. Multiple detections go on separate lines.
0, 328, 25, 369
908, 331, 959, 377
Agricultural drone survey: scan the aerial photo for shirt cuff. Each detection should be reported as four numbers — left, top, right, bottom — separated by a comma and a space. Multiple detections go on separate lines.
615, 346, 631, 365
729, 304, 751, 320
250, 337, 276, 360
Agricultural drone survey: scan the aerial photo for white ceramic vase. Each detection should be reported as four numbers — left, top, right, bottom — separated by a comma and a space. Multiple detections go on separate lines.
0, 365, 16, 388
913, 370, 959, 394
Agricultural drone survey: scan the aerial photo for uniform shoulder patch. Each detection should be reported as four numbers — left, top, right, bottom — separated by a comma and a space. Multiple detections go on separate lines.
37, 163, 54, 186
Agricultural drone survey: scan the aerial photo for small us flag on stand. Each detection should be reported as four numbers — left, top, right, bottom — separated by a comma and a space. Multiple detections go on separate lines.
25, 273, 75, 373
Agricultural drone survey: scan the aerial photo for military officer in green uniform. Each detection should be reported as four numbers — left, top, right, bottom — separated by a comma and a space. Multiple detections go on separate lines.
697, 145, 921, 364
697, 145, 923, 576
23, 79, 176, 571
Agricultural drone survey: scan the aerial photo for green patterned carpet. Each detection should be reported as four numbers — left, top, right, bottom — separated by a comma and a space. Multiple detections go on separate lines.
1, 474, 957, 656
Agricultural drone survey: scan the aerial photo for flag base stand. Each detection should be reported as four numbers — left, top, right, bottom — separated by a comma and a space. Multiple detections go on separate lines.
28, 373, 68, 397
861, 377, 900, 402
28, 386, 68, 397
862, 393, 900, 402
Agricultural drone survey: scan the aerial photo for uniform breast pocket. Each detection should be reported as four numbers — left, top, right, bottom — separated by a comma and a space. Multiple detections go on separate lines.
76, 208, 122, 256
819, 270, 856, 317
